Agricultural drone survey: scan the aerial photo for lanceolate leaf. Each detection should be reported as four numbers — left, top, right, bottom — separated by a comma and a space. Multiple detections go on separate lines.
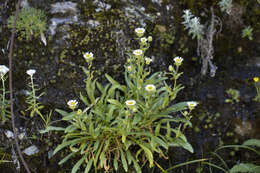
120, 148, 128, 172
161, 102, 188, 114
58, 152, 76, 165
55, 109, 69, 117
230, 163, 260, 173
39, 126, 65, 134
243, 139, 260, 147
72, 155, 86, 173
84, 159, 93, 173
54, 139, 82, 155
138, 143, 154, 167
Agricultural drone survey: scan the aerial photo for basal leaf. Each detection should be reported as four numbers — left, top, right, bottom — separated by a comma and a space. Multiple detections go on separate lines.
72, 155, 86, 173
120, 148, 128, 172
40, 126, 65, 134
58, 152, 75, 165
54, 139, 81, 156
243, 139, 260, 147
84, 159, 93, 173
230, 163, 260, 173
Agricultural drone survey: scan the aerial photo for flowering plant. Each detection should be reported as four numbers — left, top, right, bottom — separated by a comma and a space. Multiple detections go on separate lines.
25, 69, 52, 128
45, 29, 197, 173
0, 65, 10, 123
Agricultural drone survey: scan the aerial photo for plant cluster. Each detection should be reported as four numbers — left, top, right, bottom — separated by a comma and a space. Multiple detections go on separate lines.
225, 88, 240, 104
242, 26, 253, 40
8, 7, 46, 40
218, 0, 233, 14
44, 28, 197, 173
182, 10, 204, 40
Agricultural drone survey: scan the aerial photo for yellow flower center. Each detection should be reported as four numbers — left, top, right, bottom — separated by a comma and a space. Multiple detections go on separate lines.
253, 77, 259, 83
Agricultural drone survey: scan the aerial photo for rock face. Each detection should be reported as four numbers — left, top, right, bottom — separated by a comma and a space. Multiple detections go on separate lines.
49, 1, 79, 36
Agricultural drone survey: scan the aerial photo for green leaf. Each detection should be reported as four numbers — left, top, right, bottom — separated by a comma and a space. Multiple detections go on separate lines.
55, 109, 69, 117
132, 114, 142, 125
126, 150, 133, 165
39, 126, 65, 133
153, 136, 168, 150
113, 153, 119, 171
120, 148, 128, 172
155, 123, 161, 136
65, 125, 77, 133
243, 139, 260, 147
80, 92, 89, 106
166, 122, 171, 138
105, 74, 121, 87
86, 78, 96, 104
171, 138, 194, 153
93, 140, 100, 152
105, 74, 126, 93
58, 152, 75, 165
62, 113, 76, 121
72, 156, 86, 173
162, 102, 188, 114
138, 143, 154, 167
132, 159, 142, 173
94, 141, 104, 167
84, 159, 93, 173
107, 99, 123, 108
54, 139, 81, 155
230, 163, 260, 173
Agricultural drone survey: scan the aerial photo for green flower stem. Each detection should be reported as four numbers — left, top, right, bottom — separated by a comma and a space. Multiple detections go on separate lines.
255, 83, 260, 97
1, 76, 5, 111
30, 75, 36, 108
173, 65, 179, 90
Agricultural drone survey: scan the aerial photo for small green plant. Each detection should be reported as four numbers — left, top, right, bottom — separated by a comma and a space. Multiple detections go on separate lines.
0, 65, 10, 123
205, 139, 260, 173
225, 88, 240, 104
0, 151, 12, 165
218, 0, 233, 14
253, 77, 260, 102
25, 69, 52, 128
8, 7, 46, 40
182, 10, 204, 40
242, 26, 253, 40
44, 28, 197, 173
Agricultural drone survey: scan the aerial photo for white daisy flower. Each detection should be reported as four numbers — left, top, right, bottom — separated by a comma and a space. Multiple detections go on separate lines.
133, 49, 143, 57
67, 100, 78, 110
174, 56, 183, 66
83, 52, 94, 61
26, 69, 36, 76
145, 84, 156, 92
187, 101, 197, 110
135, 28, 145, 37
125, 100, 136, 106
0, 65, 9, 77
